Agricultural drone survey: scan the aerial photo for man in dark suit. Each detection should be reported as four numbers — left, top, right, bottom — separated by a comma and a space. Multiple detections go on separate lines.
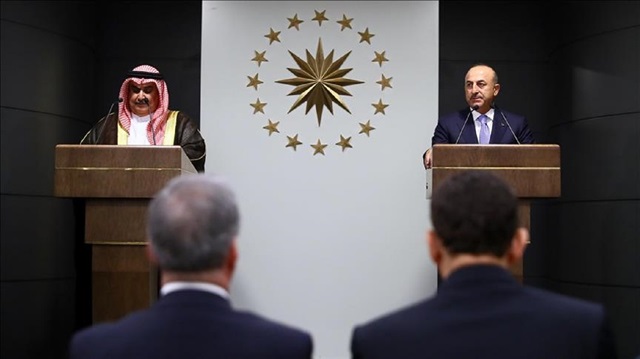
350, 171, 617, 359
69, 174, 313, 359
423, 64, 535, 169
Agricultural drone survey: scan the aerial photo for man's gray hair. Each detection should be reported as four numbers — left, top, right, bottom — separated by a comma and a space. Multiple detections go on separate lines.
147, 174, 240, 271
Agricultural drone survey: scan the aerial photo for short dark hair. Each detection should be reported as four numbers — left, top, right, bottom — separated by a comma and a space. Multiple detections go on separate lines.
467, 63, 499, 83
147, 174, 240, 271
430, 171, 517, 256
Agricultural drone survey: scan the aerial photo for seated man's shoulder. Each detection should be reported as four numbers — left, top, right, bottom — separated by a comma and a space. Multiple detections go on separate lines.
524, 286, 605, 317
235, 310, 311, 338
354, 298, 434, 335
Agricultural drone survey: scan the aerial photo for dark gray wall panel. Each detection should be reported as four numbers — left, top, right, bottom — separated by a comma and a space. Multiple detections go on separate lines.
0, 195, 77, 281
544, 201, 639, 287
1, 3, 97, 359
1, 108, 90, 196
96, 2, 201, 58
0, 1, 97, 45
439, 1, 551, 61
552, 113, 639, 201
0, 280, 76, 359
548, 28, 640, 128
553, 2, 640, 44
0, 21, 95, 122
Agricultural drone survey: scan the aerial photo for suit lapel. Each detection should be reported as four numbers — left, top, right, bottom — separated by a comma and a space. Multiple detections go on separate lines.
490, 117, 508, 143
463, 120, 478, 144
457, 110, 478, 144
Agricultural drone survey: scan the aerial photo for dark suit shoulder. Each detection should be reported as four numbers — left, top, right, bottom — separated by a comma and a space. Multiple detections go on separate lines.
522, 285, 606, 318
70, 292, 312, 359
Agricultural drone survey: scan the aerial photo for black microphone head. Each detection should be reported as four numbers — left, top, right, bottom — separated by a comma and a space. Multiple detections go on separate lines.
118, 98, 123, 103
472, 105, 480, 111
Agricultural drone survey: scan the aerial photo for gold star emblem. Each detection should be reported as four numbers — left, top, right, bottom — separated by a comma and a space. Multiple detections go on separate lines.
359, 120, 376, 136
376, 74, 393, 90
311, 139, 327, 156
358, 28, 375, 44
287, 14, 304, 30
335, 135, 353, 151
311, 139, 328, 155
265, 28, 281, 44
286, 134, 303, 151
312, 10, 328, 26
276, 39, 364, 126
251, 50, 268, 67
372, 99, 389, 115
262, 119, 280, 136
247, 73, 263, 90
250, 98, 267, 114
249, 11, 394, 156
337, 14, 353, 31
372, 51, 388, 67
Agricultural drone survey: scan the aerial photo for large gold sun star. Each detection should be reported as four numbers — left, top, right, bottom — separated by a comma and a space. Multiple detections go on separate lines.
276, 38, 364, 126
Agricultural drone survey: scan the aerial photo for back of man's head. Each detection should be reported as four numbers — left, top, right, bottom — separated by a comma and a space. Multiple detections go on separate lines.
431, 171, 517, 257
147, 174, 240, 271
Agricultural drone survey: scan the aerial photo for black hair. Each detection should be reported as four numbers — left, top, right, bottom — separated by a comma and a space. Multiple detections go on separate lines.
431, 171, 517, 256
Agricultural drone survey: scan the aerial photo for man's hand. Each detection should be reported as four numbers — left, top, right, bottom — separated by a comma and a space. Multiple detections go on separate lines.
424, 148, 432, 169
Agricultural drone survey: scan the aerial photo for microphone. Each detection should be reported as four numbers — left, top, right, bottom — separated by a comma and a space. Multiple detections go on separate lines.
454, 105, 479, 144
496, 107, 521, 144
92, 97, 122, 144
142, 98, 157, 145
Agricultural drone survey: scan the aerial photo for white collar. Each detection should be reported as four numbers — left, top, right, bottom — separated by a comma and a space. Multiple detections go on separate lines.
131, 113, 151, 123
472, 108, 495, 121
160, 281, 229, 299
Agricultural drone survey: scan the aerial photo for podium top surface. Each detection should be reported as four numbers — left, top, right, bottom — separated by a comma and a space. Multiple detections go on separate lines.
432, 144, 560, 168
427, 144, 561, 198
55, 144, 196, 171
54, 144, 197, 198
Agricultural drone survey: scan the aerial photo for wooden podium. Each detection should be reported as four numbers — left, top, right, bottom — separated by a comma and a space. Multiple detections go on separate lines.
54, 145, 197, 323
426, 144, 561, 280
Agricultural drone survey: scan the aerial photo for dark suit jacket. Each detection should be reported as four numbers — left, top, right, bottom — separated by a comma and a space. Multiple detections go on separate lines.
69, 290, 313, 359
351, 265, 616, 359
431, 107, 535, 145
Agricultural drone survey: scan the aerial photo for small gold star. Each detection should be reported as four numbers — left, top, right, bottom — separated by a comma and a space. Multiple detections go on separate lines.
311, 139, 328, 155
287, 14, 304, 30
251, 50, 268, 67
250, 98, 267, 114
262, 119, 280, 136
372, 99, 389, 115
358, 28, 375, 44
376, 74, 393, 90
372, 51, 389, 67
286, 134, 303, 151
359, 120, 376, 136
337, 14, 353, 31
265, 28, 281, 44
312, 10, 328, 26
246, 73, 263, 90
335, 135, 353, 152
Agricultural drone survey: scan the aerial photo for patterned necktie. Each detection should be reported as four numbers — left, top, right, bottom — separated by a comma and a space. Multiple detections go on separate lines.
479, 115, 490, 144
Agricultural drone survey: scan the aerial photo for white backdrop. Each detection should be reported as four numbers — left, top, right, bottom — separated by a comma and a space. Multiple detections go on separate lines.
201, 2, 439, 358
